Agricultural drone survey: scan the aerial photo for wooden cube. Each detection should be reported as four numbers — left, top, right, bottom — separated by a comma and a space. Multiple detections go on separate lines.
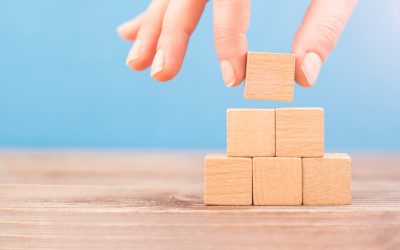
253, 157, 302, 205
303, 154, 352, 205
276, 108, 324, 157
245, 52, 295, 101
204, 155, 253, 205
227, 109, 275, 157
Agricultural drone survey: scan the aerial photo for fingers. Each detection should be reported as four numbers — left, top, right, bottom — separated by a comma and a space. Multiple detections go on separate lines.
293, 0, 358, 87
151, 0, 207, 81
213, 0, 250, 87
117, 12, 145, 41
126, 0, 170, 71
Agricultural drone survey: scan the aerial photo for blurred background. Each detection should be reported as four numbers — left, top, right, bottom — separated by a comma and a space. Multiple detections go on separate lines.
0, 0, 399, 151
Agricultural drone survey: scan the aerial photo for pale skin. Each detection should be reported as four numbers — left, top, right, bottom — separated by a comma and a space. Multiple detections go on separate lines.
118, 0, 358, 88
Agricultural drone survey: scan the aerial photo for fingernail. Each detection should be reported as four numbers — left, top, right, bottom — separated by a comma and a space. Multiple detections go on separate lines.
126, 40, 141, 65
151, 49, 165, 77
220, 60, 236, 87
301, 52, 322, 86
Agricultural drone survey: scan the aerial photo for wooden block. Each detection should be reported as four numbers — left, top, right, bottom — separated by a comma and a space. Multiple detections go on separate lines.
253, 157, 302, 205
245, 52, 295, 101
276, 108, 324, 157
303, 154, 352, 205
227, 109, 275, 157
204, 155, 252, 205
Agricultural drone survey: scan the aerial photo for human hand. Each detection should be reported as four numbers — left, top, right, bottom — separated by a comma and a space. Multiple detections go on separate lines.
118, 0, 358, 87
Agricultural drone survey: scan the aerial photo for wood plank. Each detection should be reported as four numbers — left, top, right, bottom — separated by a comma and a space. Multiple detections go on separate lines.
0, 151, 399, 249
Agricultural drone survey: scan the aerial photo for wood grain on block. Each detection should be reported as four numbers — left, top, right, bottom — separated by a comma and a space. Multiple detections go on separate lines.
303, 154, 352, 205
253, 157, 302, 205
276, 107, 324, 157
244, 52, 295, 101
204, 155, 252, 205
227, 109, 275, 157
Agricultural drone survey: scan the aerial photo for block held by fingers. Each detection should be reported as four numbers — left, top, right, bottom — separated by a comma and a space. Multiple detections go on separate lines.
244, 52, 295, 101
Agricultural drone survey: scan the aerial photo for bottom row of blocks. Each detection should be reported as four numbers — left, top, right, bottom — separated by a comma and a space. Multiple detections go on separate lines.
204, 154, 351, 206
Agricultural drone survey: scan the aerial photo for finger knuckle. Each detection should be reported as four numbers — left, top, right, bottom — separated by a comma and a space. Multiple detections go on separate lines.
161, 23, 192, 38
214, 28, 245, 52
315, 15, 345, 51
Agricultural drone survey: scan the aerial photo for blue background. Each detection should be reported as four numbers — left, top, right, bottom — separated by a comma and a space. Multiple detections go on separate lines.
0, 0, 399, 151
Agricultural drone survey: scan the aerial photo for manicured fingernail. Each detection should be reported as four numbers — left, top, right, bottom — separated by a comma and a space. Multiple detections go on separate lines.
220, 60, 236, 87
302, 52, 322, 86
151, 49, 165, 77
126, 40, 141, 65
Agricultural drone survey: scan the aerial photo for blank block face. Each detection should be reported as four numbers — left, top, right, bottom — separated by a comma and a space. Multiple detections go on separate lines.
253, 157, 302, 205
204, 155, 252, 205
227, 109, 275, 157
276, 108, 324, 157
245, 52, 295, 101
303, 154, 352, 205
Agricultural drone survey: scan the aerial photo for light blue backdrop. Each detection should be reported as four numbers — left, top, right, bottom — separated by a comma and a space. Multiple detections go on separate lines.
0, 1, 399, 150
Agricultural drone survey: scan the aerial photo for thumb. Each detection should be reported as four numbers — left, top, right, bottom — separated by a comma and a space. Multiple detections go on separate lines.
293, 0, 358, 87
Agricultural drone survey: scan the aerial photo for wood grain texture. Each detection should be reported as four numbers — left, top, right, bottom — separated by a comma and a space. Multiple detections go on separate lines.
253, 157, 302, 206
303, 154, 352, 205
227, 109, 275, 157
276, 108, 324, 157
0, 151, 399, 249
204, 155, 252, 205
244, 52, 295, 101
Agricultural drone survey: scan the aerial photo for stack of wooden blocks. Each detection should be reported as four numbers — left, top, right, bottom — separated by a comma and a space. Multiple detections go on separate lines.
204, 52, 351, 206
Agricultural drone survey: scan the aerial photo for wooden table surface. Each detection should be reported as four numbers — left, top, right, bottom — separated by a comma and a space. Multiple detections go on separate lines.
0, 151, 399, 249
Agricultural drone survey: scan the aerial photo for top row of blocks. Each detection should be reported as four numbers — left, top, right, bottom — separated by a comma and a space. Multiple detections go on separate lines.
245, 52, 295, 101
227, 108, 324, 158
